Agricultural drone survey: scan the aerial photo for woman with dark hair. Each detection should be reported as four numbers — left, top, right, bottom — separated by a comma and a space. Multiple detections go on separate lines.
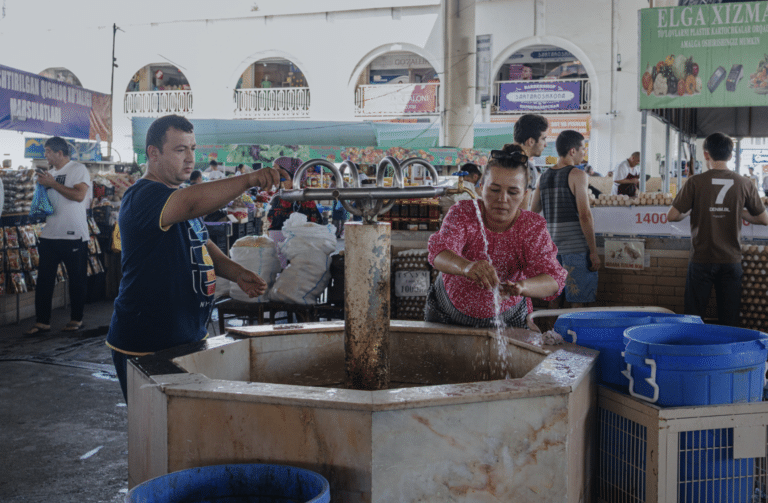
425, 144, 567, 328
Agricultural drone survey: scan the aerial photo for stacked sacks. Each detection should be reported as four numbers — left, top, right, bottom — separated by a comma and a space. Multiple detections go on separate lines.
229, 235, 281, 303
269, 213, 336, 305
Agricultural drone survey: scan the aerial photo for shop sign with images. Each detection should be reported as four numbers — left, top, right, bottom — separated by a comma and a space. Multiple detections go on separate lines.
639, 1, 768, 109
604, 239, 646, 270
0, 64, 112, 141
358, 84, 438, 115
498, 81, 581, 112
24, 137, 102, 162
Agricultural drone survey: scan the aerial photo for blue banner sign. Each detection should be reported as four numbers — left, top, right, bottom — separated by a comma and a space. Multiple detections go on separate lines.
499, 81, 581, 111
0, 64, 111, 141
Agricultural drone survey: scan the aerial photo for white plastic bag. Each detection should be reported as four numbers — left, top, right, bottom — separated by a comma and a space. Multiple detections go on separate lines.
269, 213, 336, 304
215, 276, 231, 299
229, 235, 281, 303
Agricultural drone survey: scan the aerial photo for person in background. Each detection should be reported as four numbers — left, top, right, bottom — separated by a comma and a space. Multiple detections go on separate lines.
531, 130, 600, 308
188, 170, 203, 185
267, 165, 322, 231
747, 167, 759, 186
439, 162, 483, 215
667, 132, 768, 327
510, 114, 549, 191
205, 160, 226, 181
425, 144, 567, 328
234, 164, 246, 176
612, 151, 640, 196
762, 171, 768, 196
106, 114, 283, 402
24, 137, 92, 335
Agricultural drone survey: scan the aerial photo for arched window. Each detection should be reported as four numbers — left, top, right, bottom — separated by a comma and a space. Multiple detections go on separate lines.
124, 64, 192, 116
234, 58, 310, 119
39, 68, 82, 87
354, 51, 439, 117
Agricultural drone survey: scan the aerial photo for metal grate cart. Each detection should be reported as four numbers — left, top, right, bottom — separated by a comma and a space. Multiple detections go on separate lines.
597, 385, 768, 503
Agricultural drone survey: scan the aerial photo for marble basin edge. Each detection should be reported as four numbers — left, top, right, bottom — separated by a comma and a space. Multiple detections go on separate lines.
132, 320, 599, 412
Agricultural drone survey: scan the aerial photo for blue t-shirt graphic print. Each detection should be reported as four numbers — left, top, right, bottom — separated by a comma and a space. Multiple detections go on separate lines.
107, 179, 215, 355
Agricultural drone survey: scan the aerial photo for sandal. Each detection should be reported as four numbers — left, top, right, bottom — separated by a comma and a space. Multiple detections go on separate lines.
61, 321, 85, 332
24, 323, 51, 335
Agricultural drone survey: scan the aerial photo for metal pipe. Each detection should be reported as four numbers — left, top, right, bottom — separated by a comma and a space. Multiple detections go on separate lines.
279, 186, 448, 202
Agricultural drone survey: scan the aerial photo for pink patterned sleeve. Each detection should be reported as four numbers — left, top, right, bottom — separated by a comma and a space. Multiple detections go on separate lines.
520, 215, 567, 301
428, 203, 468, 266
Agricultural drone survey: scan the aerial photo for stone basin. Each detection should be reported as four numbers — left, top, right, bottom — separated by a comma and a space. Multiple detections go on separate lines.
128, 320, 598, 502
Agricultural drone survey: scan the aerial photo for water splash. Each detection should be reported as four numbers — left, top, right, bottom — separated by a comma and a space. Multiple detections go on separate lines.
471, 199, 504, 330
471, 199, 510, 379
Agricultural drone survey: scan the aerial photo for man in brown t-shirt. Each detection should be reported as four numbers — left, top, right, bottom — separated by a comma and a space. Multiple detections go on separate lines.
668, 132, 768, 326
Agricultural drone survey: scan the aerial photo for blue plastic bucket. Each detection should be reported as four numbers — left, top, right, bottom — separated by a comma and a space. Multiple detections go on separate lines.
553, 311, 702, 389
623, 324, 768, 407
125, 463, 331, 503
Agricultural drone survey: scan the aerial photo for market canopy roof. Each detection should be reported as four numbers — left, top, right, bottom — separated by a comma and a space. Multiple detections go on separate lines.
131, 118, 516, 152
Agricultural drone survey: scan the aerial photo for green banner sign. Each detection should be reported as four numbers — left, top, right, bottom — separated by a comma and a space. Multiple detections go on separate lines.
639, 1, 768, 109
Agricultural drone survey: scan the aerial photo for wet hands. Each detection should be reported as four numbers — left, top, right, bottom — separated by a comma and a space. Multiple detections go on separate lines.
236, 270, 268, 298
463, 260, 502, 291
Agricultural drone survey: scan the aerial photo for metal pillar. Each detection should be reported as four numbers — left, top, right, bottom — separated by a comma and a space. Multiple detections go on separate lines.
344, 222, 391, 390
640, 110, 648, 194
735, 139, 742, 174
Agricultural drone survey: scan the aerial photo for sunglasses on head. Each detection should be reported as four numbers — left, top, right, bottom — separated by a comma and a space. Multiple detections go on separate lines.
490, 150, 529, 164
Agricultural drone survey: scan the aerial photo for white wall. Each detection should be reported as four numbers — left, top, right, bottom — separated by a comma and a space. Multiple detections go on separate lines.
0, 0, 668, 173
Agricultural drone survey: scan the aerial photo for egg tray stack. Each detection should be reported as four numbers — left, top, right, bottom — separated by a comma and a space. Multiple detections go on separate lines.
591, 192, 674, 207
1, 170, 36, 215
392, 249, 436, 321
740, 244, 768, 330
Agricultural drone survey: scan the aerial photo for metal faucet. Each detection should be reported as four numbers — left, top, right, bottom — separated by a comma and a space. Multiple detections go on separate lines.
444, 171, 478, 199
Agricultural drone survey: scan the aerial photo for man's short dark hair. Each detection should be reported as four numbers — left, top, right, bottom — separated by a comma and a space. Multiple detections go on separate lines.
44, 137, 70, 156
461, 162, 482, 178
703, 133, 734, 162
209, 160, 218, 167
145, 115, 194, 156
189, 170, 202, 182
513, 114, 549, 145
555, 130, 585, 157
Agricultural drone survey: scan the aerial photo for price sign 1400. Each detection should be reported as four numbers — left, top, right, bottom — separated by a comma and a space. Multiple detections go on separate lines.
635, 212, 667, 225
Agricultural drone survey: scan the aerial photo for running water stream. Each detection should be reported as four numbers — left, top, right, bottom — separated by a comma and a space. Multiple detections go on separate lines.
471, 199, 505, 332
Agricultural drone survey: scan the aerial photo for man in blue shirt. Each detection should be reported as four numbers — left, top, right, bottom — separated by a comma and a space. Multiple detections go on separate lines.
106, 114, 283, 402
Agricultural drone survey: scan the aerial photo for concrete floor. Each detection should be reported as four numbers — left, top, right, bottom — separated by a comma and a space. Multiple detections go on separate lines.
0, 298, 128, 503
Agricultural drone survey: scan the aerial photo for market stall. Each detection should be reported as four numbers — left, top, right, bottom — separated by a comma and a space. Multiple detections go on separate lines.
0, 64, 113, 324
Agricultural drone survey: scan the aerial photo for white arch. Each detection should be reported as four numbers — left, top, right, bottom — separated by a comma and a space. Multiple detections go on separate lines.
347, 43, 441, 89
491, 36, 598, 117
231, 50, 312, 89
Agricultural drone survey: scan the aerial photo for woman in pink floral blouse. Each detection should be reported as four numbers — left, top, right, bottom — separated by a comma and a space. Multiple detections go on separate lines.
426, 144, 567, 328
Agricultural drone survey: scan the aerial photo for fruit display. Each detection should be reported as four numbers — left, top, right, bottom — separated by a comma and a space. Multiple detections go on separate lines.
749, 54, 768, 94
642, 55, 702, 97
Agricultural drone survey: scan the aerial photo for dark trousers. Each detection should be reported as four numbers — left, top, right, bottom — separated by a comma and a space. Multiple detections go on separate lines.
35, 238, 89, 325
684, 262, 742, 327
111, 350, 128, 403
